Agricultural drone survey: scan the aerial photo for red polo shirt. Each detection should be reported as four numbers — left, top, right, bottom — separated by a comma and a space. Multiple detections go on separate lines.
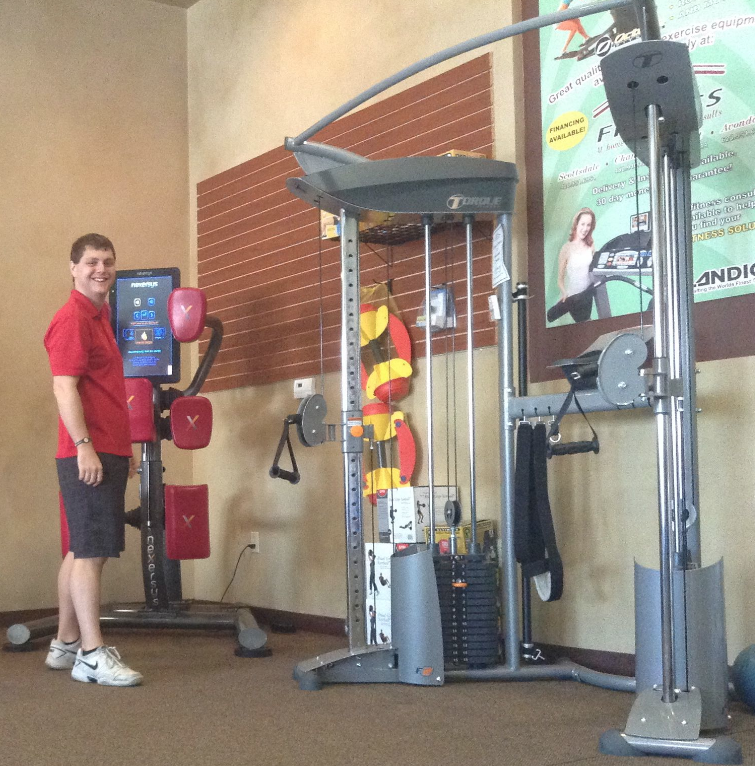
44, 290, 132, 458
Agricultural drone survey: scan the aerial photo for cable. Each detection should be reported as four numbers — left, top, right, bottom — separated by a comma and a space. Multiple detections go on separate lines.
220, 544, 254, 603
631, 85, 647, 326
317, 201, 326, 394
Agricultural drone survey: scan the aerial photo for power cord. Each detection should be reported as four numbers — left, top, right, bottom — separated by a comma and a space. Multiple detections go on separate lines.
220, 544, 255, 602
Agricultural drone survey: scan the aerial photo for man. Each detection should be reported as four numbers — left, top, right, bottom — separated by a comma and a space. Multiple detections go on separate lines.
44, 233, 142, 686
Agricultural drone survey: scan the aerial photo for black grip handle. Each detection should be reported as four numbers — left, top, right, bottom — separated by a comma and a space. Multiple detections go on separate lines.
269, 466, 300, 484
548, 439, 599, 458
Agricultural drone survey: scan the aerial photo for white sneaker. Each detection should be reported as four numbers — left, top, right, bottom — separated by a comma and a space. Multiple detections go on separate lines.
45, 638, 81, 670
71, 646, 143, 687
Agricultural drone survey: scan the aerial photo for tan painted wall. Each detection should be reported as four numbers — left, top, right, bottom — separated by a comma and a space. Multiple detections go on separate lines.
186, 0, 525, 620
0, 0, 192, 611
180, 0, 755, 659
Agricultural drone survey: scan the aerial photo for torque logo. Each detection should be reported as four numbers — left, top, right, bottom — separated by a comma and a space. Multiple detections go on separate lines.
447, 194, 502, 210
127, 395, 135, 410
181, 304, 193, 315
186, 415, 199, 429
633, 51, 663, 69
183, 514, 195, 528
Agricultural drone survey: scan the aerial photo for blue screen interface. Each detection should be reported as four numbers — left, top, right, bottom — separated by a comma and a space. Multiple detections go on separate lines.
113, 275, 175, 379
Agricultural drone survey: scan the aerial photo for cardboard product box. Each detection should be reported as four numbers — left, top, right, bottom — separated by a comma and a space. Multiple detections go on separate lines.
425, 518, 498, 559
376, 486, 419, 543
439, 149, 487, 159
365, 542, 393, 645
413, 485, 458, 527
376, 485, 458, 543
320, 210, 393, 240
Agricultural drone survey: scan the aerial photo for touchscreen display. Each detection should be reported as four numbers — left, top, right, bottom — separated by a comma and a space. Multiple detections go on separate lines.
110, 268, 180, 383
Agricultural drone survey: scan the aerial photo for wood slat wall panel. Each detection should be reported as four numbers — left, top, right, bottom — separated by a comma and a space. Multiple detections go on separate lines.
195, 57, 491, 197
197, 55, 497, 392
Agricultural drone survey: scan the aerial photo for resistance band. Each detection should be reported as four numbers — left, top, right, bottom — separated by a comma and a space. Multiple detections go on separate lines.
514, 422, 563, 602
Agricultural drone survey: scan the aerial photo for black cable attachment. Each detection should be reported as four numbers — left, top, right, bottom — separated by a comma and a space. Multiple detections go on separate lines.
269, 415, 301, 484
546, 388, 599, 459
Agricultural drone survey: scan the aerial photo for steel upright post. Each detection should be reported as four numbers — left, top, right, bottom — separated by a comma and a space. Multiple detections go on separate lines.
339, 211, 367, 649
496, 213, 520, 671
464, 214, 479, 551
423, 215, 437, 547
647, 105, 676, 703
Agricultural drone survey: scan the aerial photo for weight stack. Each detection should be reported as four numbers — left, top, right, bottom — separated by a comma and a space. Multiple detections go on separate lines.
434, 554, 500, 668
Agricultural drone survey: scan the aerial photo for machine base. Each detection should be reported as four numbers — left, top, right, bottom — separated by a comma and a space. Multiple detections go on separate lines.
600, 729, 742, 764
293, 645, 403, 690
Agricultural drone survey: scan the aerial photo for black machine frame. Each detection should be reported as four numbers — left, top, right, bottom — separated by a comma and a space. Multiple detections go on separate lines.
7, 276, 267, 656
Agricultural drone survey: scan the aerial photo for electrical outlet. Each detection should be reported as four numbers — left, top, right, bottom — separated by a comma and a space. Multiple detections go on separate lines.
249, 531, 260, 553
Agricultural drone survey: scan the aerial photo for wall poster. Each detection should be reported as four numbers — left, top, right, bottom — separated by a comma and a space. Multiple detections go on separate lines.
537, 0, 755, 332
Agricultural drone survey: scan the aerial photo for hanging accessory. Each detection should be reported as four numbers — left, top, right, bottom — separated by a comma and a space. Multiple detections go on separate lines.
514, 421, 563, 603
270, 395, 332, 484
546, 387, 599, 458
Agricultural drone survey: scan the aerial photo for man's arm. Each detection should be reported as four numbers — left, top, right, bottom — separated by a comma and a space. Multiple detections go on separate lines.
52, 375, 103, 486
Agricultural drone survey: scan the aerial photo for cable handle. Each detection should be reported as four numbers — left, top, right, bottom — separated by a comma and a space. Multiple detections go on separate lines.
546, 388, 600, 458
547, 439, 599, 458
269, 415, 301, 484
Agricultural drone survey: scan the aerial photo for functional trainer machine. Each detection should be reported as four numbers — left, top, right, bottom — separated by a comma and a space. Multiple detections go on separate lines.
8, 278, 267, 656
280, 0, 741, 762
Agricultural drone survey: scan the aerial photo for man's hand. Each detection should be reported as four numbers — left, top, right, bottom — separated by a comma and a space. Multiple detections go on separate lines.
78, 444, 104, 486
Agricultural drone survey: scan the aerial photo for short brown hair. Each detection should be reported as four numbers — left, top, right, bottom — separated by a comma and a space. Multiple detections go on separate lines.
70, 233, 115, 263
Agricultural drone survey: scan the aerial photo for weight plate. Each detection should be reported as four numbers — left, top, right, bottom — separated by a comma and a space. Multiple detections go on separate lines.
441, 620, 498, 629
440, 608, 498, 617
439, 598, 498, 608
443, 626, 499, 635
443, 627, 499, 636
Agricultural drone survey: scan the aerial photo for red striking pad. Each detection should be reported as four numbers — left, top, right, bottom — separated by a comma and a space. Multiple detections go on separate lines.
168, 287, 207, 343
171, 396, 213, 449
59, 492, 70, 558
125, 378, 156, 443
164, 484, 210, 560
394, 415, 416, 485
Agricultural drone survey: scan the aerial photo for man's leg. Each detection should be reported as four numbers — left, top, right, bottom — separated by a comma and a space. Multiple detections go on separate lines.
69, 554, 143, 686
69, 556, 106, 651
56, 551, 80, 643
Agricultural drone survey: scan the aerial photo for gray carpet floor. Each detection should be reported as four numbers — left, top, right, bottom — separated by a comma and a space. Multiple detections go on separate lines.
2, 629, 755, 766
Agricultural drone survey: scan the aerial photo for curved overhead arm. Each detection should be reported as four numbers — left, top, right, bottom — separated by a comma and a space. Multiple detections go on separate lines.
284, 0, 659, 159
182, 315, 224, 398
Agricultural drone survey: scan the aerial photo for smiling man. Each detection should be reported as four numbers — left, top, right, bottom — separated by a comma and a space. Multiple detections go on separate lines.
43, 233, 142, 687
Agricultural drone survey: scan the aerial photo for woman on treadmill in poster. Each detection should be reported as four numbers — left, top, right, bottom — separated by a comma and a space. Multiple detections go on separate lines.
555, 0, 590, 57
554, 207, 597, 323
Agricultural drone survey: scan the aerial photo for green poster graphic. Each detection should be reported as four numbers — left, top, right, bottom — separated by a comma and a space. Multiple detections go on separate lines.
539, 0, 755, 326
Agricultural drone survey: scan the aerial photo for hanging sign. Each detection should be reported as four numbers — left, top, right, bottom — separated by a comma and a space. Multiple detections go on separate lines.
538, 0, 755, 326
491, 221, 510, 287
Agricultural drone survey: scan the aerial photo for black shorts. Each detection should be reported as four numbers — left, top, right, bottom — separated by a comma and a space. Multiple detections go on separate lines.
56, 453, 129, 559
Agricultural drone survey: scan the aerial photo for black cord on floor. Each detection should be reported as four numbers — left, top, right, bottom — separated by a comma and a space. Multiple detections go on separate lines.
220, 544, 255, 603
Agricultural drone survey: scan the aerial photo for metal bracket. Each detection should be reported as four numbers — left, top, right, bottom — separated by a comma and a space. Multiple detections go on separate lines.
625, 686, 702, 741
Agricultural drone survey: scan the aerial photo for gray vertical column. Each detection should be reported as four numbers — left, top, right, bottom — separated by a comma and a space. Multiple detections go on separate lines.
423, 215, 437, 546
496, 213, 519, 671
340, 211, 366, 650
675, 165, 701, 565
664, 156, 689, 577
464, 214, 478, 551
647, 105, 675, 703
